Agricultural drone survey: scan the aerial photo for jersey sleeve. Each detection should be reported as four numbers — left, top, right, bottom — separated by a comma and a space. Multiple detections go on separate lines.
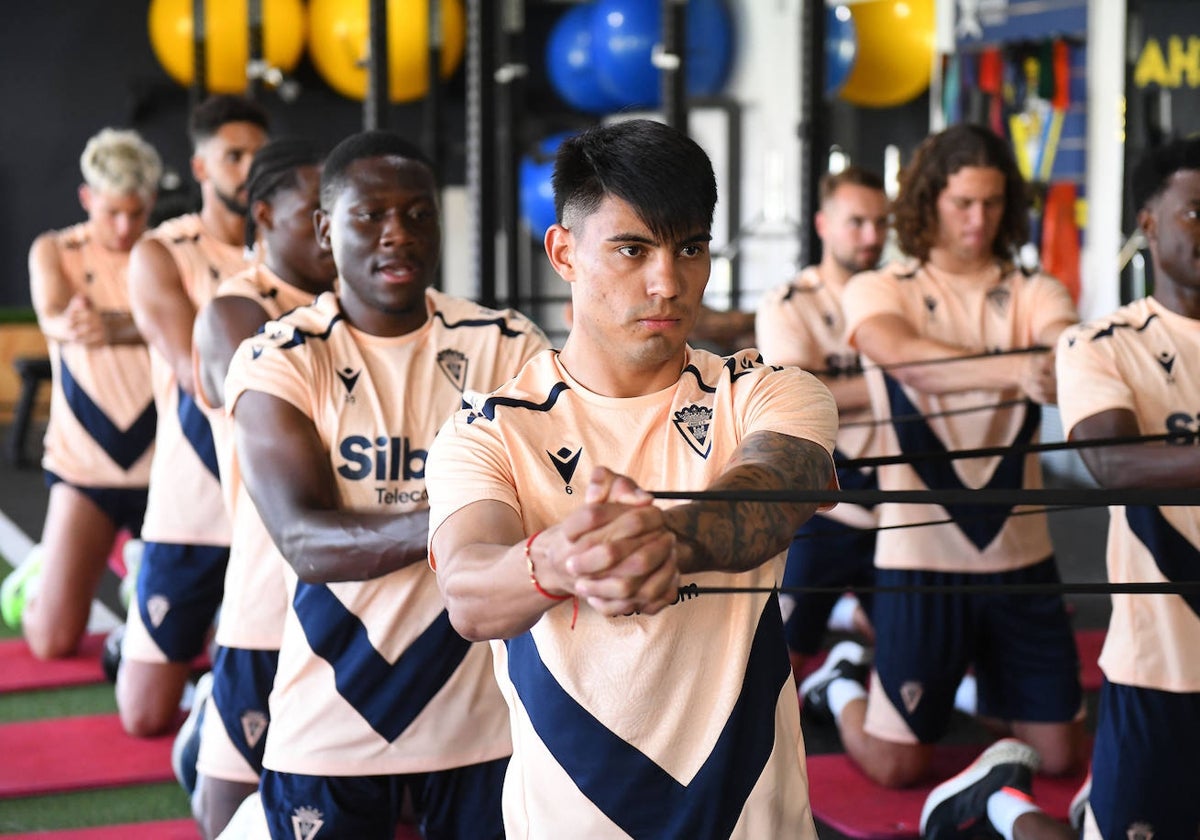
1055, 324, 1135, 436
224, 327, 316, 420
425, 410, 520, 555
737, 361, 839, 457
842, 269, 905, 348
1027, 274, 1080, 345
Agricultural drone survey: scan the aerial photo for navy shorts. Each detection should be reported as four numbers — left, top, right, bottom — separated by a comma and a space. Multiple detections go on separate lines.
781, 513, 876, 655
872, 557, 1081, 743
134, 540, 229, 662
260, 756, 508, 840
1091, 679, 1200, 837
210, 646, 280, 774
44, 470, 147, 537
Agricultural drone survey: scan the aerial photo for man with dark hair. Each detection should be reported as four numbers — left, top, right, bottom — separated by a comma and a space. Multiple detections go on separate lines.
118, 94, 268, 737
1050, 136, 1200, 838
801, 124, 1085, 795
178, 138, 336, 839
426, 118, 838, 837
756, 165, 889, 683
224, 130, 548, 839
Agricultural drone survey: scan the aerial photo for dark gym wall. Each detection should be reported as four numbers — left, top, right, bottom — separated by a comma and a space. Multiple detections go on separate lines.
0, 2, 468, 309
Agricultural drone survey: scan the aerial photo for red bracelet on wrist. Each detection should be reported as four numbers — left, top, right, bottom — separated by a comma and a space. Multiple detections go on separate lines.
524, 531, 578, 629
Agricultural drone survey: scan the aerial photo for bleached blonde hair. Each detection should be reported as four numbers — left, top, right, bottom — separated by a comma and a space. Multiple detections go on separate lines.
79, 128, 162, 200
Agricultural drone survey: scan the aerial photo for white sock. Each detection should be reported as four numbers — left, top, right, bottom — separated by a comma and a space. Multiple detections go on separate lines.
827, 594, 860, 632
954, 674, 978, 715
826, 677, 867, 721
986, 789, 1041, 840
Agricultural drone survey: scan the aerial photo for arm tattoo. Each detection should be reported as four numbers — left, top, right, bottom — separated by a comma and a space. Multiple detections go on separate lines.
666, 430, 833, 574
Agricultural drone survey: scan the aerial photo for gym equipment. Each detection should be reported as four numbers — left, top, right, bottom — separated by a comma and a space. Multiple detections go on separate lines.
148, 0, 306, 94
307, 0, 466, 103
825, 5, 857, 99
519, 132, 574, 240
590, 0, 734, 109
838, 0, 934, 109
0, 714, 174, 797
546, 3, 623, 114
0, 632, 106, 692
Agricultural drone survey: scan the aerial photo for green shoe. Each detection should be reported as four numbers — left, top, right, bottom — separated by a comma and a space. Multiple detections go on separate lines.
1, 547, 44, 629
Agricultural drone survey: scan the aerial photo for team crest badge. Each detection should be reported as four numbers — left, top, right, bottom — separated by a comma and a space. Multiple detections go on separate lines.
292, 806, 324, 840
900, 680, 924, 713
240, 709, 268, 748
147, 595, 170, 628
673, 404, 713, 458
986, 285, 1011, 314
437, 349, 469, 392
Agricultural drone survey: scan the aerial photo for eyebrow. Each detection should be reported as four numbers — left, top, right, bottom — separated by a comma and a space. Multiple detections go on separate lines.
604, 231, 713, 247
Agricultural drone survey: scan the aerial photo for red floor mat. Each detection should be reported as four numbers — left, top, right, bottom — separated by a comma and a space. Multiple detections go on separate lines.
0, 634, 107, 693
808, 745, 1088, 839
0, 714, 173, 798
0, 819, 199, 839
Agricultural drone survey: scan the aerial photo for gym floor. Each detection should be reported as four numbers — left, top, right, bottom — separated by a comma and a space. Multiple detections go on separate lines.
0, 414, 1110, 837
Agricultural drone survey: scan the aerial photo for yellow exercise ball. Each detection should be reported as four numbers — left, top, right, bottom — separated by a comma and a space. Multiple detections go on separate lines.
838, 0, 934, 108
308, 0, 467, 103
148, 0, 306, 94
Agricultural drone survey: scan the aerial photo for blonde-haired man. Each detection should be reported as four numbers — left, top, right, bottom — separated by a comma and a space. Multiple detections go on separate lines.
2, 128, 162, 660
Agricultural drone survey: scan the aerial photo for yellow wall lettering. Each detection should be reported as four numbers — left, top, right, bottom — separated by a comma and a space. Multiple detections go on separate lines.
1135, 35, 1200, 88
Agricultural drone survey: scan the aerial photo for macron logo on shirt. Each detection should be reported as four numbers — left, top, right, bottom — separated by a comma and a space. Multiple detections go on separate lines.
548, 446, 582, 487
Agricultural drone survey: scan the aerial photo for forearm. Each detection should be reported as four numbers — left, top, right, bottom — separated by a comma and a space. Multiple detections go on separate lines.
439, 537, 573, 641
279, 509, 430, 584
883, 337, 1027, 395
665, 437, 832, 575
100, 311, 144, 345
1079, 444, 1200, 490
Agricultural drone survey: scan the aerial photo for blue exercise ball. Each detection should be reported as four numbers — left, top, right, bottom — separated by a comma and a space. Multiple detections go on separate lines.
591, 0, 734, 109
825, 4, 857, 98
546, 4, 624, 114
520, 133, 574, 240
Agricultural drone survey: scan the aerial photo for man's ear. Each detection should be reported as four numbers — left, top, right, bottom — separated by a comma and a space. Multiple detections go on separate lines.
544, 223, 576, 283
78, 184, 92, 215
1137, 206, 1156, 244
252, 199, 272, 239
314, 208, 332, 251
192, 153, 207, 185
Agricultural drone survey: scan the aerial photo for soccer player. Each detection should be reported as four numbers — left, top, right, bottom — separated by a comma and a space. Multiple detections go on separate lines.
804, 124, 1084, 789
427, 118, 838, 838
225, 130, 548, 838
6, 128, 161, 659
756, 165, 889, 682
118, 95, 268, 737
183, 138, 336, 839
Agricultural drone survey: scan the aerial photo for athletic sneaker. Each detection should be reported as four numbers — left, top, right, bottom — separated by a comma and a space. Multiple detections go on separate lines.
920, 738, 1041, 840
101, 625, 124, 683
1068, 771, 1091, 831
1, 546, 44, 629
172, 670, 213, 798
798, 640, 870, 725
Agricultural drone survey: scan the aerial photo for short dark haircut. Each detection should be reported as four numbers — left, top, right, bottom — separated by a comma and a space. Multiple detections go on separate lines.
1130, 136, 1200, 215
892, 124, 1029, 263
244, 137, 325, 248
818, 165, 885, 208
553, 119, 717, 244
319, 130, 435, 210
188, 95, 270, 150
